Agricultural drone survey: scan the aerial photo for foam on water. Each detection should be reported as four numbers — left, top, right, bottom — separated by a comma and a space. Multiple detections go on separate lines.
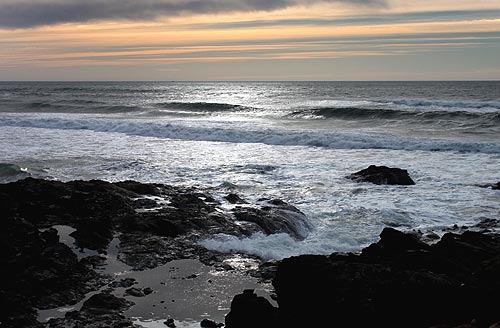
2, 81, 500, 261
1, 116, 499, 153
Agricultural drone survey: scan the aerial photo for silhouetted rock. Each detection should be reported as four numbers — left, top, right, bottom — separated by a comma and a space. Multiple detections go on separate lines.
225, 193, 248, 204
272, 228, 500, 328
46, 293, 135, 328
0, 178, 311, 326
200, 318, 224, 328
489, 182, 499, 190
4, 178, 499, 328
348, 165, 415, 185
0, 216, 105, 328
225, 289, 278, 328
479, 182, 500, 190
81, 293, 133, 314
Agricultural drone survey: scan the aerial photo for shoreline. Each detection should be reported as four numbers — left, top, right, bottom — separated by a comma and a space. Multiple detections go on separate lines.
0, 178, 290, 327
1, 177, 499, 328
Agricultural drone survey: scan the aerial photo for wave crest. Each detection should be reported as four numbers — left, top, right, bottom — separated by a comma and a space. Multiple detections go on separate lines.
289, 106, 500, 124
0, 163, 31, 183
1, 117, 499, 154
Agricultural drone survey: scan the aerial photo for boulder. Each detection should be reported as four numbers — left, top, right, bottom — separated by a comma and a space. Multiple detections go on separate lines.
164, 318, 176, 327
225, 289, 278, 328
200, 318, 224, 328
348, 165, 415, 185
124, 287, 153, 297
232, 199, 312, 240
225, 193, 248, 204
81, 293, 133, 314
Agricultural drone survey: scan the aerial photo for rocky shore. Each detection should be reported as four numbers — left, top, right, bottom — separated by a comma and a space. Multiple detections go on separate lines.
0, 177, 309, 327
231, 226, 500, 328
1, 176, 499, 328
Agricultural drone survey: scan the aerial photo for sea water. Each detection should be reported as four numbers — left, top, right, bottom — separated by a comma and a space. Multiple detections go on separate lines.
1, 81, 499, 259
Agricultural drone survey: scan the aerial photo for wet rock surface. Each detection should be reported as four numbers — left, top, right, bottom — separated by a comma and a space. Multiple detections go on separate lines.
46, 292, 136, 328
3, 178, 499, 328
348, 165, 416, 185
0, 178, 307, 327
0, 216, 106, 328
232, 199, 312, 240
244, 227, 500, 328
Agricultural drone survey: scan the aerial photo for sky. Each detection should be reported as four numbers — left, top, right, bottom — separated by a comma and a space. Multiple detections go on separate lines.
0, 0, 499, 81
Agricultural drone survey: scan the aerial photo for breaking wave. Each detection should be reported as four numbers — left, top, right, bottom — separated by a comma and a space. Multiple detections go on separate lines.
1, 117, 499, 154
0, 163, 31, 183
289, 106, 500, 124
374, 98, 500, 110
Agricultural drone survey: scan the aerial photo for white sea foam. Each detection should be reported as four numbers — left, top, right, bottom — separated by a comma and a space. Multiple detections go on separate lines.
374, 98, 500, 112
199, 231, 370, 260
293, 98, 500, 112
2, 81, 500, 263
1, 117, 498, 154
199, 232, 312, 260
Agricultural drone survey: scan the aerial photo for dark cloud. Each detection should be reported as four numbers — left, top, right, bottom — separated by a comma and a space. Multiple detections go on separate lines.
0, 0, 386, 29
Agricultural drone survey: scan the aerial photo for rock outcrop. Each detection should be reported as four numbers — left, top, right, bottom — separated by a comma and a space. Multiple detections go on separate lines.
348, 165, 416, 185
46, 293, 135, 328
225, 289, 278, 328
271, 228, 500, 328
232, 199, 312, 240
0, 178, 309, 326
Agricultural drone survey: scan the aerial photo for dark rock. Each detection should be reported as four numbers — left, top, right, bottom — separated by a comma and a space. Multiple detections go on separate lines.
47, 293, 135, 328
225, 193, 248, 204
362, 227, 430, 261
109, 278, 137, 288
0, 178, 286, 326
80, 255, 108, 268
272, 228, 500, 328
475, 219, 500, 231
164, 318, 176, 327
70, 218, 114, 252
348, 165, 415, 185
250, 261, 279, 282
479, 182, 500, 190
201, 318, 224, 328
124, 287, 146, 297
0, 216, 105, 328
232, 200, 312, 240
225, 289, 278, 328
124, 287, 153, 297
115, 180, 162, 196
81, 293, 133, 314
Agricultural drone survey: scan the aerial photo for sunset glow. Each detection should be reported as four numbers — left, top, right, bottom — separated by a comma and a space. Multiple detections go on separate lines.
1, 0, 499, 80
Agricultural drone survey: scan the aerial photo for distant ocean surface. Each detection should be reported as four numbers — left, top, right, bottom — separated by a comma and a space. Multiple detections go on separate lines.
1, 81, 499, 259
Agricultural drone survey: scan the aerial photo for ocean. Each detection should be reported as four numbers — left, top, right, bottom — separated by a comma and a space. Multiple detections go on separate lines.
1, 81, 499, 259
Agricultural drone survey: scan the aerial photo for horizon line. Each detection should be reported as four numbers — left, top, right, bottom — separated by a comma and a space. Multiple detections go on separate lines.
1, 79, 499, 83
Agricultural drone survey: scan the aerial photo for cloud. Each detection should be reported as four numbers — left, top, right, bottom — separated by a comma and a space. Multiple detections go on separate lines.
0, 0, 386, 29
